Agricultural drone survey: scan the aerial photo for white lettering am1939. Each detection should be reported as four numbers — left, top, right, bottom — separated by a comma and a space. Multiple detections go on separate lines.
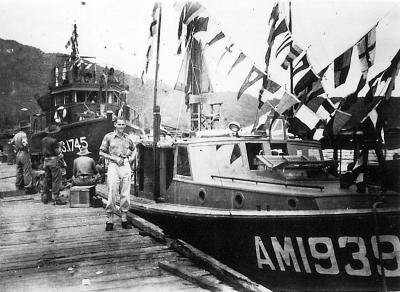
255, 235, 400, 277
61, 136, 88, 153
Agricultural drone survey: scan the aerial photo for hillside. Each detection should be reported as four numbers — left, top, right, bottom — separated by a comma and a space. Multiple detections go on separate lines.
0, 39, 57, 130
0, 38, 268, 132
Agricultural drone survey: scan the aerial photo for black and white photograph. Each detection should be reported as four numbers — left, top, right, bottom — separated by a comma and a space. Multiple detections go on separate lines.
0, 0, 399, 291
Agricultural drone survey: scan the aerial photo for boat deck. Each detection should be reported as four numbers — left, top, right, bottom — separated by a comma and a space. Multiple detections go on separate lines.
0, 164, 236, 292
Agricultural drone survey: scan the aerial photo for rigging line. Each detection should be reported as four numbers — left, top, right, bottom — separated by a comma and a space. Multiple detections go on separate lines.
196, 4, 267, 77
316, 1, 400, 72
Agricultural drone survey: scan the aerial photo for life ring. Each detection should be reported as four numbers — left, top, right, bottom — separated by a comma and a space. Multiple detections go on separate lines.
54, 106, 67, 123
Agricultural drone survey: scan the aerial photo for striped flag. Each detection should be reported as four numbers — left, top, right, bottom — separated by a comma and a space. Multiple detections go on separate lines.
357, 26, 376, 73
294, 68, 319, 95
334, 47, 353, 87
281, 43, 303, 70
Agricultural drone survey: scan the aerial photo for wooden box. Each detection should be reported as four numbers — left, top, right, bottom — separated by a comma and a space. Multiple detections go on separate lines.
69, 186, 95, 208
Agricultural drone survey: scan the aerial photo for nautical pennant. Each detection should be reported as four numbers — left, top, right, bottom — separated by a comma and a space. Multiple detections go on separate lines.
316, 98, 336, 121
259, 2, 289, 104
294, 104, 321, 130
237, 66, 264, 100
227, 52, 246, 75
183, 2, 205, 24
177, 2, 205, 55
294, 68, 319, 95
357, 26, 376, 74
218, 43, 234, 65
258, 78, 281, 109
292, 52, 310, 76
141, 2, 160, 85
332, 110, 352, 135
275, 89, 300, 114
206, 31, 225, 47
334, 47, 353, 87
317, 65, 329, 78
281, 44, 303, 70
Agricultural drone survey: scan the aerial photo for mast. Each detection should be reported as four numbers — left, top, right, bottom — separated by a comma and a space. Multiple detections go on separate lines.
153, 3, 162, 201
288, 1, 293, 94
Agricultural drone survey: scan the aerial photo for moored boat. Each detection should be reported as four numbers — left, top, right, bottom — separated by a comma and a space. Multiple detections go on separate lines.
29, 24, 141, 177
128, 2, 400, 291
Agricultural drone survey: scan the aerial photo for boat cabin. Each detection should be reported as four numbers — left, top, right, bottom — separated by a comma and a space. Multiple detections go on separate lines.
32, 60, 139, 134
135, 117, 341, 210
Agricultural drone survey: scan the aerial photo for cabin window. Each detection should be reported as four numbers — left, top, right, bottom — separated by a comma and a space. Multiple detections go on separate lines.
245, 143, 263, 170
270, 119, 285, 140
55, 95, 64, 106
65, 92, 73, 104
216, 143, 244, 169
177, 146, 191, 177
87, 92, 98, 103
77, 91, 85, 102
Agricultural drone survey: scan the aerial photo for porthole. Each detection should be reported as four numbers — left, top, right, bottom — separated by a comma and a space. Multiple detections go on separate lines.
288, 198, 298, 210
198, 188, 206, 204
234, 192, 245, 209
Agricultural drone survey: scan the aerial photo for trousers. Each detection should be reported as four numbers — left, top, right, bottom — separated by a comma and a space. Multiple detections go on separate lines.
43, 157, 62, 198
73, 175, 97, 186
15, 150, 33, 189
106, 160, 131, 223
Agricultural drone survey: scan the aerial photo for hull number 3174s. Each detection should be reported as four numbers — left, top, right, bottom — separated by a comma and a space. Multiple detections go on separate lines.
60, 136, 88, 153
255, 235, 400, 277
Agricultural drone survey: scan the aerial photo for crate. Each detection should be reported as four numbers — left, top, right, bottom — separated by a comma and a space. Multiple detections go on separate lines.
69, 185, 95, 208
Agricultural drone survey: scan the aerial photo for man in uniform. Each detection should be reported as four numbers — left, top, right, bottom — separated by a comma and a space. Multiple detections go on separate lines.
99, 118, 135, 231
10, 120, 36, 194
41, 124, 66, 205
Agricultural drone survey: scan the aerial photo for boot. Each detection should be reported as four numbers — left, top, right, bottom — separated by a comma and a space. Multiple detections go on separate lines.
41, 192, 52, 204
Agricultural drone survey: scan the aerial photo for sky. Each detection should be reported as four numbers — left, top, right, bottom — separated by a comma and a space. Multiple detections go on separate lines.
0, 0, 399, 98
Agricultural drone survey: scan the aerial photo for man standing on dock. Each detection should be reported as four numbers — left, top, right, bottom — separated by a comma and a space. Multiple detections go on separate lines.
99, 118, 135, 231
10, 121, 36, 194
41, 124, 66, 205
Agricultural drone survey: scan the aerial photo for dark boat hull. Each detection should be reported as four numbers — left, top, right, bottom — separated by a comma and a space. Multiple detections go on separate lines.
31, 118, 114, 178
131, 203, 400, 291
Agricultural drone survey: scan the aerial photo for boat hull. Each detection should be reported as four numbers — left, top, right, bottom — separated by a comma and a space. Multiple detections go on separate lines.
31, 118, 114, 178
131, 203, 400, 291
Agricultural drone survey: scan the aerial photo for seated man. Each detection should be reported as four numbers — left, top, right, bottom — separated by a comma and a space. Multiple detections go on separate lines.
72, 146, 99, 186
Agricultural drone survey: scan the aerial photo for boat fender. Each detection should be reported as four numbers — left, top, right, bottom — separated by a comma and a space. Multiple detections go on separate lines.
54, 106, 67, 123
233, 192, 245, 209
198, 188, 206, 204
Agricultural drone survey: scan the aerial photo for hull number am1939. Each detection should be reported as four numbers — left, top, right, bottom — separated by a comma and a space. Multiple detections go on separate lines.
255, 235, 400, 277
61, 137, 88, 153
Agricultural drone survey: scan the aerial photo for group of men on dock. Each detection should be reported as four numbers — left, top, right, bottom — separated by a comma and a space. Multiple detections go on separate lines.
10, 117, 135, 231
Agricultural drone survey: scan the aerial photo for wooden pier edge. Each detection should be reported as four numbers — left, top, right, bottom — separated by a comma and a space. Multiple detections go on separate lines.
96, 185, 272, 292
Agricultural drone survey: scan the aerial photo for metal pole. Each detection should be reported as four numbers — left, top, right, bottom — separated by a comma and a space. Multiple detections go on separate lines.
288, 2, 293, 94
153, 3, 162, 201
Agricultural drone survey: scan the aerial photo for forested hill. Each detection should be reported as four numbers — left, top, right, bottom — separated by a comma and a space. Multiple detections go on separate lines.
0, 38, 269, 132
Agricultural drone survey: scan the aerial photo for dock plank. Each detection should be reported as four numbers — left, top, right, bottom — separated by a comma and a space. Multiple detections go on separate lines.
0, 189, 234, 291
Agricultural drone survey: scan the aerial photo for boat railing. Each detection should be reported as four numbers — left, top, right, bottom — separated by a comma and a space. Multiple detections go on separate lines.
210, 174, 325, 191
50, 61, 125, 89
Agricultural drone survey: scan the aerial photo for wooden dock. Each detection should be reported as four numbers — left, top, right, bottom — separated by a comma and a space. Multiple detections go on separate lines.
0, 164, 237, 292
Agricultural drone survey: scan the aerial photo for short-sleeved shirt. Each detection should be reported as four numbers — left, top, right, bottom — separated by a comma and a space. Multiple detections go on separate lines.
100, 131, 134, 158
41, 136, 60, 157
73, 156, 98, 177
11, 131, 28, 151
